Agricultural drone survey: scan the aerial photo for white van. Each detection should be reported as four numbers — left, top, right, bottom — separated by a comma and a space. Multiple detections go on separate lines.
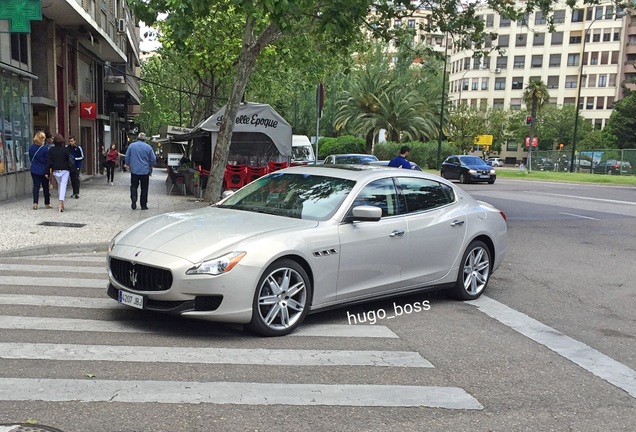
292, 135, 316, 164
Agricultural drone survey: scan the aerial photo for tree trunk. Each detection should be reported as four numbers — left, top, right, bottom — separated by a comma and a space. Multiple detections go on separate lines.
203, 19, 281, 202
365, 129, 374, 154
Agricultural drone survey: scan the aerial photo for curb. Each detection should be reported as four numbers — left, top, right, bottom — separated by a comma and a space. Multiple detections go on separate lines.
0, 242, 108, 258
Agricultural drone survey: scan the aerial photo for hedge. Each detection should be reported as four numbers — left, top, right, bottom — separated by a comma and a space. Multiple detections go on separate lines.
373, 141, 455, 169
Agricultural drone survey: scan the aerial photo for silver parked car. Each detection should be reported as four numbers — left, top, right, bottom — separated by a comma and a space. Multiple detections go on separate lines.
107, 165, 507, 336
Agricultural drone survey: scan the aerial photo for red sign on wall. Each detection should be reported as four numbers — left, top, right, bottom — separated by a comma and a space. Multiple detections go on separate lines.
525, 136, 538, 147
80, 102, 97, 120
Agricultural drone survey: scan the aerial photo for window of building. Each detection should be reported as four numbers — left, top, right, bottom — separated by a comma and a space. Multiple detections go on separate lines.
554, 10, 566, 23
0, 77, 31, 173
549, 54, 561, 67
498, 34, 509, 47
500, 16, 511, 27
611, 51, 619, 64
496, 56, 507, 69
495, 78, 506, 90
592, 31, 601, 43
472, 79, 478, 90
485, 14, 494, 27
607, 96, 614, 108
464, 57, 471, 69
609, 74, 617, 87
551, 32, 564, 45
510, 98, 521, 110
565, 75, 578, 88
473, 58, 481, 69
606, 6, 614, 18
595, 119, 603, 130
595, 6, 604, 19
531, 55, 543, 68
601, 51, 609, 64
564, 97, 576, 105
462, 79, 469, 91
408, 19, 415, 28
603, 30, 611, 42
596, 97, 605, 110
588, 74, 596, 88
512, 78, 523, 90
482, 56, 491, 69
533, 33, 545, 46
590, 51, 599, 65
516, 34, 527, 47
572, 9, 584, 22
481, 78, 489, 90
567, 53, 580, 66
518, 13, 529, 26
493, 99, 504, 109
547, 76, 559, 89
535, 11, 546, 25
570, 35, 582, 44
586, 8, 593, 20
586, 97, 594, 109
10, 34, 28, 64
513, 55, 525, 68
614, 29, 620, 42
598, 75, 607, 87
394, 19, 401, 27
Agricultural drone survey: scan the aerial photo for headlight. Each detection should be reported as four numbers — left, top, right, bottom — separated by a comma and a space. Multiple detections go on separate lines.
107, 231, 122, 253
468, 169, 477, 174
186, 251, 247, 276
490, 169, 496, 174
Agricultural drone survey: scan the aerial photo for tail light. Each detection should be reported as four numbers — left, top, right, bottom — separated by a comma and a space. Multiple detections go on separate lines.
613, 163, 619, 169
500, 211, 507, 222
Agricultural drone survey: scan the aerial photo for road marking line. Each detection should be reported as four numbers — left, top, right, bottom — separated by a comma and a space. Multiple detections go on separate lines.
0, 378, 482, 409
0, 316, 399, 338
536, 192, 636, 206
558, 212, 599, 220
0, 342, 432, 367
467, 296, 636, 399
0, 263, 106, 273
0, 294, 121, 309
0, 276, 105, 289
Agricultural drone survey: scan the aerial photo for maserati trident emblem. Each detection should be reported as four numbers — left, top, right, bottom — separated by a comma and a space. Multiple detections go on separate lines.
129, 269, 138, 287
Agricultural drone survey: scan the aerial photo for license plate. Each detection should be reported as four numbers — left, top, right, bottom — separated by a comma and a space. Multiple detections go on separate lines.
480, 175, 490, 178
118, 290, 145, 309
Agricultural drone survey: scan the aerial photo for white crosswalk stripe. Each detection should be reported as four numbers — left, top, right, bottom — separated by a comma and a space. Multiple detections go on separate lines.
0, 253, 482, 409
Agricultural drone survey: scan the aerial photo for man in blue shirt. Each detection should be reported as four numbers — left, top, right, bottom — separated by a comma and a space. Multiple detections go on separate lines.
125, 132, 156, 210
388, 146, 412, 169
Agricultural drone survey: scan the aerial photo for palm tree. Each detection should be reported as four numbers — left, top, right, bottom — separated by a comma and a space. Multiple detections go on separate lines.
522, 80, 550, 171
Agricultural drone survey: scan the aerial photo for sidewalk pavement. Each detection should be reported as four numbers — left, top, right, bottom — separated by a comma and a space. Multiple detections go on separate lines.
0, 169, 207, 257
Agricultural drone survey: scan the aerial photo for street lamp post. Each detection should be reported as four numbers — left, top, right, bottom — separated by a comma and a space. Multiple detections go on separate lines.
436, 34, 449, 169
570, 10, 624, 172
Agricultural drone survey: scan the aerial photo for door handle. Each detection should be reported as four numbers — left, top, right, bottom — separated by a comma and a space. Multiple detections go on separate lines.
450, 220, 465, 227
389, 230, 405, 237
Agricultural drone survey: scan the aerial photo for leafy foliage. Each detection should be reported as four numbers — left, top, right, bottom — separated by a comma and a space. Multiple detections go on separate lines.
605, 92, 636, 149
317, 136, 365, 160
374, 140, 453, 169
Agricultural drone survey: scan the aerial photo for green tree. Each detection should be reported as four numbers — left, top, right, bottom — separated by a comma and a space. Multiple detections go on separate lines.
605, 91, 636, 149
522, 79, 550, 170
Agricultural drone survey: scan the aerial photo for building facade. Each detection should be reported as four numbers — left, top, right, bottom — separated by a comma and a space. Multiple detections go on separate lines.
447, 0, 631, 159
0, 0, 141, 202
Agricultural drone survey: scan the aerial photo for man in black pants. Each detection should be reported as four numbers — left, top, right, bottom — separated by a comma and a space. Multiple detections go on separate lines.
124, 132, 156, 210
68, 136, 84, 198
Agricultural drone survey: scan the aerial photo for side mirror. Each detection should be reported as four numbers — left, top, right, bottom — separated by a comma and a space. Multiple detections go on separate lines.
221, 190, 235, 199
347, 205, 382, 222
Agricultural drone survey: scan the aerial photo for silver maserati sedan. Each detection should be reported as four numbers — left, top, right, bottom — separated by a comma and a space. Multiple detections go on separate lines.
107, 165, 507, 336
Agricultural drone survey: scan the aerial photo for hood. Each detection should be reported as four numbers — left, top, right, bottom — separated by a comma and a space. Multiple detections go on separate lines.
115, 207, 317, 260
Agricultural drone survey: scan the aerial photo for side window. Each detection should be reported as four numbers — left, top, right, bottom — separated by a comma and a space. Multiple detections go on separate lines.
350, 178, 399, 217
397, 177, 455, 213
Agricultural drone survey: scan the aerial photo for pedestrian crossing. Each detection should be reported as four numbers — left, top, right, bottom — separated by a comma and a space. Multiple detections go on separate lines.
0, 253, 483, 410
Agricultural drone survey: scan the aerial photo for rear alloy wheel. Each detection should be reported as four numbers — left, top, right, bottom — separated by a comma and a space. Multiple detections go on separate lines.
459, 173, 467, 184
246, 259, 312, 336
451, 240, 491, 300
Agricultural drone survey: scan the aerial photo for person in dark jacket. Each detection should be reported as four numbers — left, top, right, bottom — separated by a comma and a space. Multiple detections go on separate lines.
68, 136, 84, 198
388, 146, 412, 169
28, 131, 51, 210
47, 134, 72, 212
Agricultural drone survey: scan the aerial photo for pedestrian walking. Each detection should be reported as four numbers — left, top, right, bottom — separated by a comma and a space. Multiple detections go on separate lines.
47, 134, 73, 212
68, 136, 84, 198
28, 131, 52, 210
45, 131, 57, 190
105, 143, 124, 185
125, 132, 156, 210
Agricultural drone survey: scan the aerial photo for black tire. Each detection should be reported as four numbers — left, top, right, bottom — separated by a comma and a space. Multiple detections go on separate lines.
459, 173, 467, 184
440, 170, 446, 179
450, 240, 491, 300
246, 259, 312, 336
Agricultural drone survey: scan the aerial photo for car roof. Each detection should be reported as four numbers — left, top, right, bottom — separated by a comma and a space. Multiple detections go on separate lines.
277, 164, 438, 182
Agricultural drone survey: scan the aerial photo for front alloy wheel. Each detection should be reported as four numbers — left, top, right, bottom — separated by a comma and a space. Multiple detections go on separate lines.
459, 173, 467, 184
451, 240, 491, 300
247, 259, 312, 336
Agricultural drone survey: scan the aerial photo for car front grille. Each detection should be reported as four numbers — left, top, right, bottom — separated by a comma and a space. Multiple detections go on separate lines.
110, 257, 173, 291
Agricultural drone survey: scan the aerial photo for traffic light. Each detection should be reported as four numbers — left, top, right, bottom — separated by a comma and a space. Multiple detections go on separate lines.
559, 143, 564, 150
525, 115, 533, 126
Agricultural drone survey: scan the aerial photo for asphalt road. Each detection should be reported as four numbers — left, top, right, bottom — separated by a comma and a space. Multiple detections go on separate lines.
0, 178, 634, 432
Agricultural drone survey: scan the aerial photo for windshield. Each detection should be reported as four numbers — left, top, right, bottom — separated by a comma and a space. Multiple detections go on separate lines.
218, 173, 356, 221
335, 155, 378, 164
459, 156, 487, 166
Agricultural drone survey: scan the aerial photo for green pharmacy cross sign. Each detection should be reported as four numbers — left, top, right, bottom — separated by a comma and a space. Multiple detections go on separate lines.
0, 0, 42, 33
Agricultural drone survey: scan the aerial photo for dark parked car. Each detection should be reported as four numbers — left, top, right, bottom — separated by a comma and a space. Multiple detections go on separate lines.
323, 154, 379, 164
440, 155, 496, 184
592, 160, 633, 175
531, 157, 555, 171
367, 160, 423, 171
